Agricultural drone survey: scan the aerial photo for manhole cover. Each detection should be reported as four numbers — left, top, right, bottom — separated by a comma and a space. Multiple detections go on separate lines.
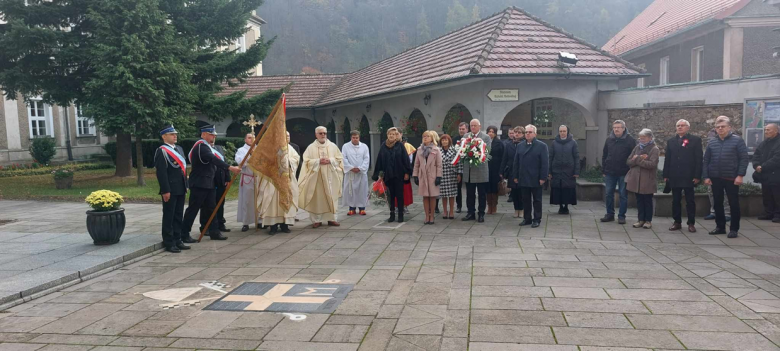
205, 282, 353, 313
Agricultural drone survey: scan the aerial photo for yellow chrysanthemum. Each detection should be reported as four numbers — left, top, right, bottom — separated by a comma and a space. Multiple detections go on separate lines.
85, 189, 124, 211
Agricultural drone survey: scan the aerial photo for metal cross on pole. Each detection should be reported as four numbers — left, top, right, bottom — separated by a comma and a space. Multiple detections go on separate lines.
243, 114, 260, 133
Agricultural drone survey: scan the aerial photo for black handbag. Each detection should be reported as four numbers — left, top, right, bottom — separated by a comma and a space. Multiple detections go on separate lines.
752, 172, 762, 184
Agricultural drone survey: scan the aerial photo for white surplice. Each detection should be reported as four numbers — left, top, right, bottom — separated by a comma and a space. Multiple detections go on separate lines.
340, 141, 370, 209
235, 144, 258, 225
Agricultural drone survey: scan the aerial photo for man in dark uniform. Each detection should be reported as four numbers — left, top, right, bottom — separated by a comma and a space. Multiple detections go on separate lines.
154, 125, 191, 253
211, 141, 231, 233
182, 125, 239, 241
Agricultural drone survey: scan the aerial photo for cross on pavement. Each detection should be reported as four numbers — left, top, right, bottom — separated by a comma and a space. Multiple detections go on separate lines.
221, 284, 333, 311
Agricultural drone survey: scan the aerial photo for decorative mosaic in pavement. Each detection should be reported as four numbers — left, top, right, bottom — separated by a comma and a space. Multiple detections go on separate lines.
205, 282, 353, 313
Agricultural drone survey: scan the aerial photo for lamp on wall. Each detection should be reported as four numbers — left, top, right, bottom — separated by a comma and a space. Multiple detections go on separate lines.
332, 109, 337, 117
558, 52, 578, 66
423, 94, 431, 106
366, 104, 372, 113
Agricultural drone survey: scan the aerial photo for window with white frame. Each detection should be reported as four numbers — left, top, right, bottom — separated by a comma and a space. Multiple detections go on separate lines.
28, 99, 53, 138
691, 46, 703, 82
660, 56, 670, 85
637, 63, 646, 88
76, 105, 95, 136
533, 98, 554, 139
234, 35, 246, 53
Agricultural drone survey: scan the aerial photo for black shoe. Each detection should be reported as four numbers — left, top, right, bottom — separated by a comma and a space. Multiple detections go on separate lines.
531, 221, 541, 228
388, 213, 396, 223
456, 208, 462, 213
219, 226, 231, 232
774, 218, 780, 223
519, 219, 532, 226
557, 207, 564, 214
209, 233, 228, 240
727, 231, 738, 238
435, 208, 440, 214
269, 225, 278, 235
280, 224, 291, 233
462, 214, 476, 221
600, 215, 615, 222
618, 218, 626, 225
709, 228, 727, 235
397, 213, 404, 223
181, 236, 197, 244
758, 215, 774, 220
561, 207, 569, 215
477, 215, 484, 223
165, 245, 181, 253
175, 241, 191, 250
241, 225, 249, 232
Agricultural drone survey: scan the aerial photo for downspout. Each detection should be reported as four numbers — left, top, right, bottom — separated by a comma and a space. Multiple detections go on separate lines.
63, 105, 74, 161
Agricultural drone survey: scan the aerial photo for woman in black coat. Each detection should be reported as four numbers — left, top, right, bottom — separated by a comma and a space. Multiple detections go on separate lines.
486, 126, 504, 215
372, 127, 412, 223
502, 126, 524, 217
549, 125, 580, 214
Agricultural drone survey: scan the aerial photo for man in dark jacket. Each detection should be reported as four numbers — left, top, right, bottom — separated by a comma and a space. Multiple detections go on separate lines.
212, 142, 231, 233
513, 125, 549, 228
601, 120, 637, 224
663, 119, 703, 233
501, 126, 524, 214
154, 125, 190, 253
754, 123, 780, 222
705, 128, 731, 220
703, 116, 749, 238
182, 125, 239, 241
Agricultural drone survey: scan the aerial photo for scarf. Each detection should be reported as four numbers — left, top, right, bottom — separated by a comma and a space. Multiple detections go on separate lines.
639, 139, 654, 150
422, 144, 433, 159
385, 139, 397, 148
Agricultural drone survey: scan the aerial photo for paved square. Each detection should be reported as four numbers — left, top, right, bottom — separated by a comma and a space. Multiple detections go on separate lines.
2, 198, 780, 350
206, 282, 353, 313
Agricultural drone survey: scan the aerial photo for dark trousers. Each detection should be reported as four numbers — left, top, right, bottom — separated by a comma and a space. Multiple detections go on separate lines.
521, 187, 543, 222
216, 184, 228, 227
712, 178, 741, 232
636, 193, 654, 222
672, 187, 696, 225
456, 179, 463, 209
511, 188, 524, 210
386, 177, 405, 214
466, 182, 487, 216
161, 194, 185, 247
762, 184, 780, 219
182, 187, 219, 237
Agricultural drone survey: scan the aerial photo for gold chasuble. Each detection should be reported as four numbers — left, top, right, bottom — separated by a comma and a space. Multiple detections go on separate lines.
298, 140, 343, 222
247, 96, 293, 213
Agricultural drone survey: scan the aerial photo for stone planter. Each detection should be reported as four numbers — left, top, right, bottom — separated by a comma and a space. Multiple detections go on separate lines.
54, 176, 73, 189
739, 194, 765, 217
654, 193, 711, 217
576, 180, 605, 201
86, 208, 125, 245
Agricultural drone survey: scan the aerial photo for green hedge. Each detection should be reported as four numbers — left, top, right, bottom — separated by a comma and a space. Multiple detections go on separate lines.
0, 163, 113, 178
104, 137, 246, 168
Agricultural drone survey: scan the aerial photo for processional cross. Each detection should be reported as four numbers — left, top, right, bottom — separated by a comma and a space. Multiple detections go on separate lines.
243, 114, 260, 133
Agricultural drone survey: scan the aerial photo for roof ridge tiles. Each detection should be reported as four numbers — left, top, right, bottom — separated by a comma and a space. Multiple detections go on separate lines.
470, 8, 512, 75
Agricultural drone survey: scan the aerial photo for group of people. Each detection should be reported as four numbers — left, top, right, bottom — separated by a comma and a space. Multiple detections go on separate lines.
154, 115, 780, 252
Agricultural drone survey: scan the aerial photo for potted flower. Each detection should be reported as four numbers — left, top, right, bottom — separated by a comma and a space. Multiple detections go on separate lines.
84, 190, 126, 245
52, 168, 74, 189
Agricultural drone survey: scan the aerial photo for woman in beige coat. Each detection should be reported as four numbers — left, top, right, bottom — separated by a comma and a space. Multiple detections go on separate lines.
626, 128, 660, 229
414, 131, 443, 225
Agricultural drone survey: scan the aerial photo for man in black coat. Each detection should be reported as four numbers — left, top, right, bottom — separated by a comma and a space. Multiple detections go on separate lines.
601, 120, 637, 224
181, 125, 240, 241
754, 123, 780, 222
154, 126, 190, 253
212, 142, 231, 233
513, 125, 549, 228
663, 119, 703, 233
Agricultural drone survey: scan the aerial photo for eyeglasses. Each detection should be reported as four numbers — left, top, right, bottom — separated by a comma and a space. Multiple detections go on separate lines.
316, 132, 327, 135
525, 131, 535, 134
715, 126, 729, 129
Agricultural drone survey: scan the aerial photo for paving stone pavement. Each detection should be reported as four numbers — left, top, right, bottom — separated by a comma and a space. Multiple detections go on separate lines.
1, 196, 780, 350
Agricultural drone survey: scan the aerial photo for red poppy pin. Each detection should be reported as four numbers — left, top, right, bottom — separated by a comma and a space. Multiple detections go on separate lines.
682, 139, 689, 148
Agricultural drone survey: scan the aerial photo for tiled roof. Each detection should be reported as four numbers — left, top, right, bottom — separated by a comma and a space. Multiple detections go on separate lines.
227, 7, 643, 108
219, 74, 344, 109
602, 0, 747, 56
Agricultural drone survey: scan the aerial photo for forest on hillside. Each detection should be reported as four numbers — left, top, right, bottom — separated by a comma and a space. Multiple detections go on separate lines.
258, 0, 653, 75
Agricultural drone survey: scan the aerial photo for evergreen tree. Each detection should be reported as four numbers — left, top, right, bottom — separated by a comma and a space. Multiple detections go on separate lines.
0, 0, 279, 183
445, 0, 471, 32
472, 4, 481, 23
416, 7, 432, 45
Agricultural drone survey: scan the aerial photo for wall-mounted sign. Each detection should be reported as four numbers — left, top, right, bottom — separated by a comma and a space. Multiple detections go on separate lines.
487, 89, 519, 102
744, 98, 780, 154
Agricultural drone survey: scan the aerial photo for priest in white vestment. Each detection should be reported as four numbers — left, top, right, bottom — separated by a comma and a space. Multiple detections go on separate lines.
257, 144, 300, 234
235, 133, 259, 232
298, 126, 344, 228
341, 131, 370, 215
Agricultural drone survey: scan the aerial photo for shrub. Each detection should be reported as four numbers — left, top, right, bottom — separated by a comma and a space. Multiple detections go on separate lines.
52, 168, 74, 180
103, 137, 245, 168
223, 142, 237, 166
29, 137, 57, 165
0, 163, 112, 178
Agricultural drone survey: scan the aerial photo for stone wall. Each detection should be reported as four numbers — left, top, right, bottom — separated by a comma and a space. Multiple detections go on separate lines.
607, 104, 743, 153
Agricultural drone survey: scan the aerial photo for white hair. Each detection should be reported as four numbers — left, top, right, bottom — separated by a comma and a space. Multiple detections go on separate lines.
286, 131, 290, 136
315, 126, 328, 133
525, 124, 537, 133
676, 119, 690, 127
470, 119, 481, 126
715, 116, 731, 125
638, 128, 654, 139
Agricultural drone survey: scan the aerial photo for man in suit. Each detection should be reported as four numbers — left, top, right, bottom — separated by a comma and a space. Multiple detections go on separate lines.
211, 140, 231, 233
181, 125, 240, 241
154, 125, 190, 253
513, 124, 549, 228
461, 119, 491, 223
663, 119, 703, 233
754, 123, 780, 222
